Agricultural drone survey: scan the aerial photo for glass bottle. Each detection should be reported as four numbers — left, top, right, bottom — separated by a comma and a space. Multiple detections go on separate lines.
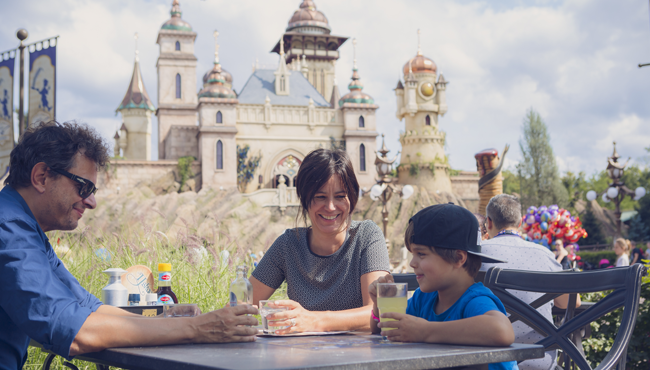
229, 265, 253, 306
157, 263, 178, 304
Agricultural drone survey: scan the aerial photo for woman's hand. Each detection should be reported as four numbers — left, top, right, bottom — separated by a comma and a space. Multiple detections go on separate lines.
265, 300, 323, 334
368, 274, 395, 307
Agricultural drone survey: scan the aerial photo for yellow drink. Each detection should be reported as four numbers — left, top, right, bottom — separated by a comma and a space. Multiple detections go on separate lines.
377, 296, 407, 331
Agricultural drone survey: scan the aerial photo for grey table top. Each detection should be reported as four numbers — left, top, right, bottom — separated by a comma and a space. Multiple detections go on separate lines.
76, 333, 545, 370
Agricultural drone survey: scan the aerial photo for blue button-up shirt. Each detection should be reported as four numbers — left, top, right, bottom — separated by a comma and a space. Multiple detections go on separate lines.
0, 186, 102, 369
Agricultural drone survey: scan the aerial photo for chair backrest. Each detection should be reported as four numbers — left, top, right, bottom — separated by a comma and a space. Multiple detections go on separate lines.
483, 264, 647, 370
392, 273, 419, 291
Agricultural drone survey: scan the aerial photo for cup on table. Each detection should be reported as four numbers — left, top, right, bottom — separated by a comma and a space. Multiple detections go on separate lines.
162, 303, 201, 318
259, 300, 290, 334
377, 283, 408, 340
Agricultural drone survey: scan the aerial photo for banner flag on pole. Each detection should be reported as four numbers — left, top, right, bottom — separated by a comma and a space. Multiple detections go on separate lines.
28, 39, 56, 127
0, 51, 15, 179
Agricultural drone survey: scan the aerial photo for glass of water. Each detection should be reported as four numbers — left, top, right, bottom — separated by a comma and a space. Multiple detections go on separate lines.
259, 300, 290, 334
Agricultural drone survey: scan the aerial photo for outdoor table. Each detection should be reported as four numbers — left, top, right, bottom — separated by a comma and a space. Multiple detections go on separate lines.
71, 332, 544, 370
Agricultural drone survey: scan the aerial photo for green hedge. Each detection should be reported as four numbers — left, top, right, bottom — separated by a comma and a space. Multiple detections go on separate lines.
577, 250, 617, 267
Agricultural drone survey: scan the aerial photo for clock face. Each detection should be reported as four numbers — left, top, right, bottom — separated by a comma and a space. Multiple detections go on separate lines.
420, 82, 435, 97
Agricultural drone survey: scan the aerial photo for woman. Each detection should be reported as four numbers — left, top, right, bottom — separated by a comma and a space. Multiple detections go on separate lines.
552, 240, 571, 270
250, 149, 390, 333
614, 238, 630, 267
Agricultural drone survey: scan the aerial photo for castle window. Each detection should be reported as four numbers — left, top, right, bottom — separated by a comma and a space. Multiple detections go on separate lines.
216, 111, 223, 124
359, 116, 365, 128
175, 73, 181, 99
216, 140, 223, 170
425, 115, 431, 126
175, 41, 180, 51
360, 144, 366, 172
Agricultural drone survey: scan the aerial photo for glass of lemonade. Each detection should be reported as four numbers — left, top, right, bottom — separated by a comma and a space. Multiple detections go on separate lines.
377, 283, 408, 340
259, 300, 290, 334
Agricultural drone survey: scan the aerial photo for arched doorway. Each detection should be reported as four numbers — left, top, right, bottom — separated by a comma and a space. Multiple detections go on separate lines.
272, 155, 302, 188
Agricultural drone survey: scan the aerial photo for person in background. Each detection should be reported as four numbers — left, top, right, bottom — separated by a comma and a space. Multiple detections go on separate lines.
250, 149, 390, 334
473, 213, 490, 241
369, 204, 516, 370
614, 238, 630, 267
629, 242, 644, 265
552, 240, 571, 270
0, 121, 258, 370
480, 194, 579, 370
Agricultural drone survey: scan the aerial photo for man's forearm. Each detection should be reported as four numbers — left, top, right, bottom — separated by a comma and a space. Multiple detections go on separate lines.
70, 305, 259, 356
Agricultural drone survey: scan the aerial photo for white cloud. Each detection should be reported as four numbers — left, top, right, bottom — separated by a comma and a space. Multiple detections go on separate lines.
1, 0, 649, 174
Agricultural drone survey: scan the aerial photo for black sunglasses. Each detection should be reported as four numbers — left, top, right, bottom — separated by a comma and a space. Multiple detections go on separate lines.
49, 167, 98, 199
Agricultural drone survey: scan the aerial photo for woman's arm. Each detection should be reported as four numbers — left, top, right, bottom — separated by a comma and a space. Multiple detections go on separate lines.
250, 276, 276, 307
270, 270, 389, 333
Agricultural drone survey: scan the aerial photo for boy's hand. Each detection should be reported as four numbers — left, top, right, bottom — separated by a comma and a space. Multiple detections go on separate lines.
368, 274, 395, 306
378, 312, 429, 342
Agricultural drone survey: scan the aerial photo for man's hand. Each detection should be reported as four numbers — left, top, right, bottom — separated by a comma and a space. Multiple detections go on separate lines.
378, 312, 430, 342
368, 274, 395, 307
193, 305, 259, 343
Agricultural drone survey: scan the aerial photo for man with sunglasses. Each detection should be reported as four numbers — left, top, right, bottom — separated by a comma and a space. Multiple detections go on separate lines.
0, 121, 258, 370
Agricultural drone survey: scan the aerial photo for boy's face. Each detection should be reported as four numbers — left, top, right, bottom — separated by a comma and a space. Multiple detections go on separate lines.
409, 243, 457, 293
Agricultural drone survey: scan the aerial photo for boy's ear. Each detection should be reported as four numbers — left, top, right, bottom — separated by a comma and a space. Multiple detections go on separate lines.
455, 250, 468, 267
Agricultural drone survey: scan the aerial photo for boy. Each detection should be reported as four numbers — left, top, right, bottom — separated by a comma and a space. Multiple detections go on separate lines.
369, 203, 517, 370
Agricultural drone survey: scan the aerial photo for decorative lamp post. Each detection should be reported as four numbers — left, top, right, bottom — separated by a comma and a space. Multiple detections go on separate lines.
365, 134, 414, 249
586, 142, 646, 236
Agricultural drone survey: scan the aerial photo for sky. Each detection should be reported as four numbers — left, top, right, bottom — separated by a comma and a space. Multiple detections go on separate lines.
1, 0, 650, 175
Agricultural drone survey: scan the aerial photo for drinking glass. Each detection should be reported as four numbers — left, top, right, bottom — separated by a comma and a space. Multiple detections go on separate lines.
259, 300, 290, 334
377, 283, 408, 340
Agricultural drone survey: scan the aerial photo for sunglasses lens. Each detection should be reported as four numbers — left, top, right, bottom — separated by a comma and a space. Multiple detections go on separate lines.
79, 183, 96, 199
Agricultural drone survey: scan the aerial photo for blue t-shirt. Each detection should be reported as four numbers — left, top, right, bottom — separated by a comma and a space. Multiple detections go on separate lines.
407, 282, 519, 370
0, 186, 103, 369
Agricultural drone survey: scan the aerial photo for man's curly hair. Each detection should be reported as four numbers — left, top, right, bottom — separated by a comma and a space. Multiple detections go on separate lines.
4, 120, 110, 188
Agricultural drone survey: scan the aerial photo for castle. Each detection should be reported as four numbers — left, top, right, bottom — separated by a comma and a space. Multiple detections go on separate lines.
109, 0, 478, 209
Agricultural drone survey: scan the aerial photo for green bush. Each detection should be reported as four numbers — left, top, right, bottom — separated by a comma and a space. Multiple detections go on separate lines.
583, 262, 649, 370
577, 250, 616, 267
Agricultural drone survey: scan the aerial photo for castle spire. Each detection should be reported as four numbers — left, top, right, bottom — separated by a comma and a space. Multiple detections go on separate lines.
171, 0, 181, 18
213, 30, 220, 64
274, 36, 290, 95
117, 54, 155, 112
417, 29, 422, 56
134, 32, 139, 62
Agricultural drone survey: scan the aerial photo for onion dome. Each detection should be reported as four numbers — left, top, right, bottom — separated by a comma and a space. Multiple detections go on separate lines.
203, 67, 232, 87
402, 30, 436, 75
198, 31, 236, 99
198, 63, 236, 99
117, 59, 155, 112
161, 0, 192, 32
339, 39, 374, 106
286, 0, 331, 34
402, 53, 437, 75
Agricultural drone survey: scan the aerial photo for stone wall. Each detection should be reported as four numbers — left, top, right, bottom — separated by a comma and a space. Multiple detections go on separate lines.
451, 171, 480, 213
97, 159, 202, 197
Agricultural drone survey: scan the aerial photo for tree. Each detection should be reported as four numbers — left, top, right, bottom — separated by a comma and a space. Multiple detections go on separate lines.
236, 145, 261, 193
628, 213, 650, 242
502, 169, 520, 196
561, 171, 588, 214
516, 109, 568, 209
581, 202, 607, 245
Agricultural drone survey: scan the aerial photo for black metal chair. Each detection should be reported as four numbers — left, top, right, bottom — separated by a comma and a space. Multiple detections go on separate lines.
393, 273, 419, 291
483, 264, 647, 370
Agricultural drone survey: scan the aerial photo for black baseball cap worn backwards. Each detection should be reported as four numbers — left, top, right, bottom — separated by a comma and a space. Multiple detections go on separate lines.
409, 203, 506, 264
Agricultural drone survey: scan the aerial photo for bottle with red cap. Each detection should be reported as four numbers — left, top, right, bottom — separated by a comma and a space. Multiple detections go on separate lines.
157, 263, 178, 304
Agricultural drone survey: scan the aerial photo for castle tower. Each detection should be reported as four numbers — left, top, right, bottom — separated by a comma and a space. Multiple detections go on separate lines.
271, 0, 348, 100
197, 31, 238, 189
156, 0, 198, 159
339, 39, 378, 189
396, 30, 452, 194
115, 34, 155, 160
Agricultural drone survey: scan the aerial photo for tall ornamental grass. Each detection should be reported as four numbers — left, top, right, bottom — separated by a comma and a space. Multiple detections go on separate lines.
24, 225, 287, 370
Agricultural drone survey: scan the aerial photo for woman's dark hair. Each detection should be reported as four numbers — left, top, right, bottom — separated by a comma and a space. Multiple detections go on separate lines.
4, 120, 110, 188
294, 149, 359, 228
